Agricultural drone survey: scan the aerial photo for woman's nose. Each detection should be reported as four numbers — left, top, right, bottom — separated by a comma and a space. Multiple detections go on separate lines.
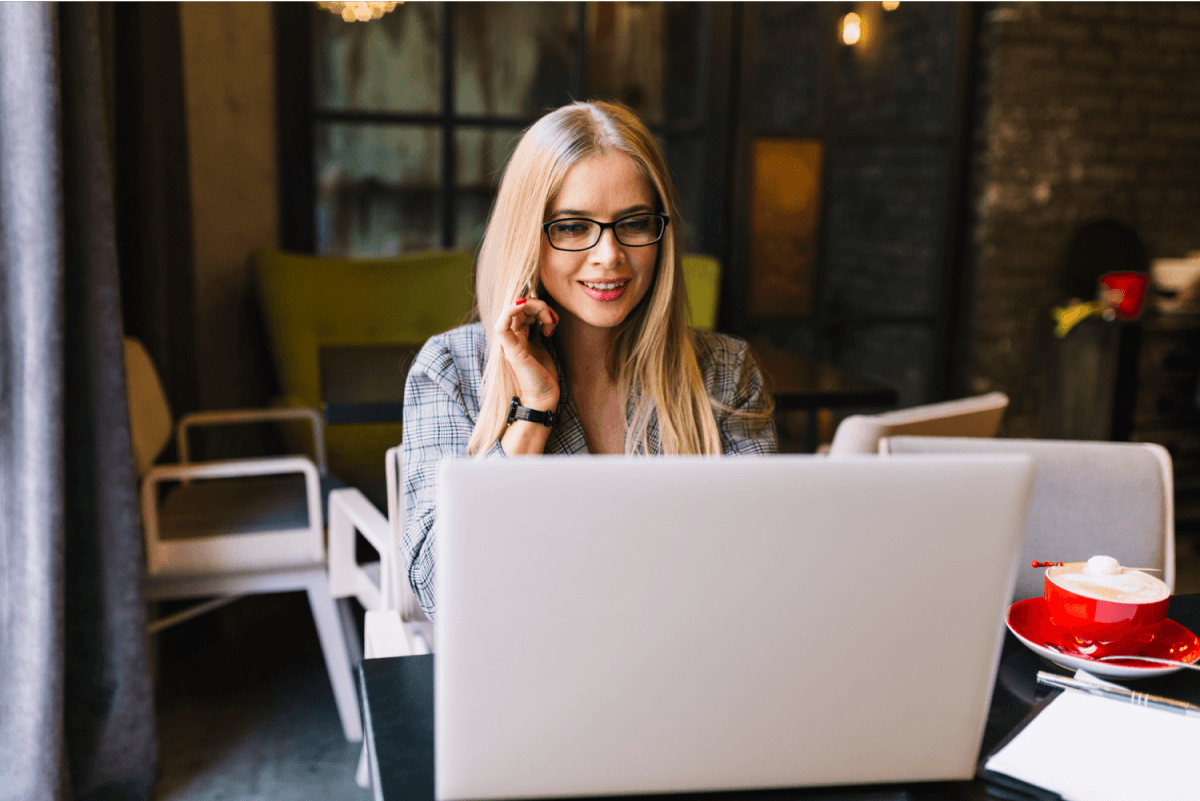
590, 227, 624, 266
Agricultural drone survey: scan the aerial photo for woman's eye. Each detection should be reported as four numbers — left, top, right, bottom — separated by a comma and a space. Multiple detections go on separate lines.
553, 222, 590, 237
617, 216, 652, 232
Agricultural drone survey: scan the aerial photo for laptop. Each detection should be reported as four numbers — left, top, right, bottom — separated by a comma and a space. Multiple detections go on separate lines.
435, 454, 1035, 800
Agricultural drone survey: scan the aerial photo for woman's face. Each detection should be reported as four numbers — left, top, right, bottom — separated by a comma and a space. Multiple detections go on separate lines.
538, 152, 660, 337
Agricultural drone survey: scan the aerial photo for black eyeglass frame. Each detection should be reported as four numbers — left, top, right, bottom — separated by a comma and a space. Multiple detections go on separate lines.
541, 213, 671, 252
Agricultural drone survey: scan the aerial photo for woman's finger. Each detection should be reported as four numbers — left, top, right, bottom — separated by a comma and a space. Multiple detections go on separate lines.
520, 297, 559, 336
495, 297, 558, 339
491, 298, 560, 405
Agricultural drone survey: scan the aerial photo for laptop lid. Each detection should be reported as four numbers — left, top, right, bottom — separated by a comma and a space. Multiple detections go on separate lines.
435, 454, 1035, 800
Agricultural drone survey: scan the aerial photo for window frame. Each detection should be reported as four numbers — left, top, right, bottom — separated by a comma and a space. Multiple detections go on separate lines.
275, 2, 735, 263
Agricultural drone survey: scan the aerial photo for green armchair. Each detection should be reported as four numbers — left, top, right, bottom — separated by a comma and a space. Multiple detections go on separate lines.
253, 249, 475, 484
681, 253, 721, 331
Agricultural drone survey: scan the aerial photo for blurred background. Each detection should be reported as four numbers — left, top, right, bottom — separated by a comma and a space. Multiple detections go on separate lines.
122, 1, 1200, 501
85, 2, 1200, 797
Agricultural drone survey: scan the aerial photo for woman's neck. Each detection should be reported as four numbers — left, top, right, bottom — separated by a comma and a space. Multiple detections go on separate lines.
556, 316, 617, 389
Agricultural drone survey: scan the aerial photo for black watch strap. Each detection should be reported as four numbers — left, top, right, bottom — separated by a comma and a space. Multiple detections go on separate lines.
507, 396, 557, 427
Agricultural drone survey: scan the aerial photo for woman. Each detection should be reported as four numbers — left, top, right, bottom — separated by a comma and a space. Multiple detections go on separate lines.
401, 100, 776, 619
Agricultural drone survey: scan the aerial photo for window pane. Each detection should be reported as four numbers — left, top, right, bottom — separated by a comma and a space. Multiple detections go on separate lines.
748, 138, 824, 318
833, 3, 959, 135
587, 3, 707, 127
659, 134, 705, 255
752, 3, 830, 131
455, 128, 524, 254
820, 142, 949, 317
454, 2, 578, 117
313, 3, 442, 114
315, 124, 442, 256
661, 3, 708, 128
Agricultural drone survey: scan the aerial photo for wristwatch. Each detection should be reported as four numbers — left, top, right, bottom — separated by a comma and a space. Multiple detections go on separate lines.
507, 396, 557, 427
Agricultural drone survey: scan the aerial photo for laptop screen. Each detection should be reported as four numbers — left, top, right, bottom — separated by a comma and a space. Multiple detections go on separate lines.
435, 454, 1034, 800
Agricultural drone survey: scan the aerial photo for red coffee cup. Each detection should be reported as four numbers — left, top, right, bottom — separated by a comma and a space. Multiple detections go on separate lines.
1100, 271, 1149, 320
1044, 557, 1170, 657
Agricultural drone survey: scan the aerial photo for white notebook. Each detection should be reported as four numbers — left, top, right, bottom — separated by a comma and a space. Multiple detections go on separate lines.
985, 682, 1200, 800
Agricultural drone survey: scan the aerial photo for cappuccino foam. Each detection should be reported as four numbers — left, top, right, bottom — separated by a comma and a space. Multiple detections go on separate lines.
1047, 558, 1169, 604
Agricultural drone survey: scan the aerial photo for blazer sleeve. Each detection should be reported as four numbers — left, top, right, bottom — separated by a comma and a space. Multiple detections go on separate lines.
400, 335, 499, 620
715, 339, 779, 456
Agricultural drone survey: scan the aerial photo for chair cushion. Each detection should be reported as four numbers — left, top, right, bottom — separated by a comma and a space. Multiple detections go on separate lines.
124, 338, 173, 476
159, 474, 344, 540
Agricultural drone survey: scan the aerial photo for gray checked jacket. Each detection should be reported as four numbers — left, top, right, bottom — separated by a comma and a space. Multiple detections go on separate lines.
399, 322, 778, 619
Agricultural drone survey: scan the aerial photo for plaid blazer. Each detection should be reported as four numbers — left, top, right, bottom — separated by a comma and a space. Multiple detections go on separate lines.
400, 322, 778, 619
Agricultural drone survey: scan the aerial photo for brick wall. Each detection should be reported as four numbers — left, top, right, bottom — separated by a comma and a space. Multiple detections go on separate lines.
966, 2, 1200, 437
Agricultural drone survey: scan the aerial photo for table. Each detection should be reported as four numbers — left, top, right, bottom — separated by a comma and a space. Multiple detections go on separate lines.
746, 338, 898, 451
357, 594, 1200, 801
320, 344, 421, 425
321, 339, 898, 450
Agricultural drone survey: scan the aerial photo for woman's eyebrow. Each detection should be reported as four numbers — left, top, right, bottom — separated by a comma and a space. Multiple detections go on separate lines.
549, 204, 654, 219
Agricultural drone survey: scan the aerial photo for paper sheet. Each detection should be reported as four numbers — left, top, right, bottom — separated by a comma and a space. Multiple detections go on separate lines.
985, 690, 1200, 801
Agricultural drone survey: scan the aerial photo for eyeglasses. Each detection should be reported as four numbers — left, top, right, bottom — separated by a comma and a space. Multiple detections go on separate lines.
542, 213, 670, 252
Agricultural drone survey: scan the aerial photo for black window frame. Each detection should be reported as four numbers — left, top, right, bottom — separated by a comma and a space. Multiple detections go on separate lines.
275, 2, 736, 265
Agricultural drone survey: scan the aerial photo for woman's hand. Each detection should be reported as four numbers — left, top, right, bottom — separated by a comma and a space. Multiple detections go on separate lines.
494, 297, 560, 411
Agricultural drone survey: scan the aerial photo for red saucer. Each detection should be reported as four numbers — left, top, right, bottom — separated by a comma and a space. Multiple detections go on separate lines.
1006, 597, 1200, 679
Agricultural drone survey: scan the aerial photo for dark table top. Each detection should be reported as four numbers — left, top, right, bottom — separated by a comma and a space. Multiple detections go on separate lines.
320, 344, 419, 425
358, 594, 1200, 801
321, 338, 898, 425
745, 338, 897, 412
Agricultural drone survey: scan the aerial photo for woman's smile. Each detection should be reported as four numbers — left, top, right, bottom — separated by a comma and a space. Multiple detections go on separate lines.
580, 278, 631, 301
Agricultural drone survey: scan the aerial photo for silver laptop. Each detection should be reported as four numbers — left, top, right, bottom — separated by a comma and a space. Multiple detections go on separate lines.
435, 454, 1035, 800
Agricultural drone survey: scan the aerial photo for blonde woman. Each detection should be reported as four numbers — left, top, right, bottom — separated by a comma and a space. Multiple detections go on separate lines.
401, 101, 776, 619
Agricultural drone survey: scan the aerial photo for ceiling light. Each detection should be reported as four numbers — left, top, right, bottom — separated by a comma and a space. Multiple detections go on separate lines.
317, 1, 401, 23
841, 12, 862, 45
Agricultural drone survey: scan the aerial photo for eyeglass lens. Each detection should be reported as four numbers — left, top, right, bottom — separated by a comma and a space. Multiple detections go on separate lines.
546, 215, 665, 250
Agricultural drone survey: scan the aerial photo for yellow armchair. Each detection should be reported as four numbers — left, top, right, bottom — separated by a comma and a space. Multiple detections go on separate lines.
681, 253, 721, 331
253, 249, 475, 483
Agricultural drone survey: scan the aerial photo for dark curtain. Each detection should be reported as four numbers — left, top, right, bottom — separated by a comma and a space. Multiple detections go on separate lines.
0, 3, 156, 800
112, 2, 197, 422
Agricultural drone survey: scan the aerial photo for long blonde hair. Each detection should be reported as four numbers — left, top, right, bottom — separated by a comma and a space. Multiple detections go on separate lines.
467, 100, 740, 456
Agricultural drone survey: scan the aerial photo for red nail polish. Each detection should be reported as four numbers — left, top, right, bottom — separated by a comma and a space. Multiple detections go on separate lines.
516, 298, 526, 306
550, 310, 558, 323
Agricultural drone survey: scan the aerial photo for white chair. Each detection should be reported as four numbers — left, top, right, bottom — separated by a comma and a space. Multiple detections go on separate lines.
328, 445, 433, 658
826, 391, 1009, 456
880, 435, 1175, 603
327, 444, 433, 788
125, 337, 363, 742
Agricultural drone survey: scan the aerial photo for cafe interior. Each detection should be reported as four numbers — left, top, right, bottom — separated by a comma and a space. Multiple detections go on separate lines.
4, 1, 1200, 799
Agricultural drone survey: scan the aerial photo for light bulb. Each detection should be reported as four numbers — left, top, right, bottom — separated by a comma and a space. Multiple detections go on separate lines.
317, 1, 402, 23
841, 12, 862, 45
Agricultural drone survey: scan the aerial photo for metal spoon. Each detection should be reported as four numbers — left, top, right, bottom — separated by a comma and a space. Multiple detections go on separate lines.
1039, 642, 1200, 672
1095, 655, 1200, 672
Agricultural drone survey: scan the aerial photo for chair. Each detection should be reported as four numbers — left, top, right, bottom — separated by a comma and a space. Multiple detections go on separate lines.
125, 337, 363, 742
682, 253, 721, 331
327, 445, 433, 788
880, 436, 1175, 602
253, 249, 475, 486
826, 391, 1010, 456
328, 445, 433, 658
